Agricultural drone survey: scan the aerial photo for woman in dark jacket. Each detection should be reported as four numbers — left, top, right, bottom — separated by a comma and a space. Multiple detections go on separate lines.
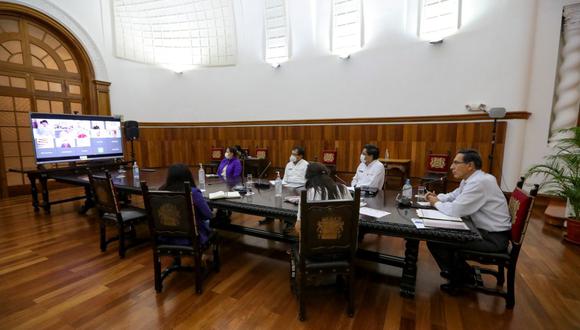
161, 163, 212, 244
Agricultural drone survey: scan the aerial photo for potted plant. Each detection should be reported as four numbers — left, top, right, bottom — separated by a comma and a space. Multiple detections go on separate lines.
525, 126, 580, 244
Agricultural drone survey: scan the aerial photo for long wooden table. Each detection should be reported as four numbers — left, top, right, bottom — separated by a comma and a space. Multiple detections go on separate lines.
48, 168, 481, 298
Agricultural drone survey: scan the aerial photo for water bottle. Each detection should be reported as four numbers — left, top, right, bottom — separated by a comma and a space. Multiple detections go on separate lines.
275, 171, 283, 197
132, 161, 139, 181
198, 163, 206, 191
402, 179, 412, 200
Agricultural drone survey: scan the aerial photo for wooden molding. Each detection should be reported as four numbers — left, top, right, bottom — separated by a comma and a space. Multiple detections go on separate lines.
138, 111, 531, 128
94, 80, 111, 92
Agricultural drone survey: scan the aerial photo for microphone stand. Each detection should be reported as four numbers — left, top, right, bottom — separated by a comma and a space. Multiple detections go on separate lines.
254, 161, 272, 188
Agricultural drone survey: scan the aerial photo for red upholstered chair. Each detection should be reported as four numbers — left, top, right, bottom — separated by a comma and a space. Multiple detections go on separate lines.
210, 147, 224, 162
255, 147, 268, 160
420, 151, 451, 193
321, 150, 337, 165
321, 150, 337, 176
456, 177, 538, 309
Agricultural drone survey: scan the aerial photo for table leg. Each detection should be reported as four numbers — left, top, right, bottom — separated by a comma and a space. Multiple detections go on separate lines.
400, 238, 419, 297
39, 174, 50, 213
28, 173, 39, 212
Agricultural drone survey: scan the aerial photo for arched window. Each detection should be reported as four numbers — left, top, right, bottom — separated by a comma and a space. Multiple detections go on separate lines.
0, 4, 108, 196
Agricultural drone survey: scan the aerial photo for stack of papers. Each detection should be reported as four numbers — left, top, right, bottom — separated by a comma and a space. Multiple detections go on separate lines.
416, 209, 462, 222
359, 207, 390, 219
208, 191, 241, 200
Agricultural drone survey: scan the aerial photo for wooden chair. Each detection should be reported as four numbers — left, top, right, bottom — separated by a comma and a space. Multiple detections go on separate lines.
420, 151, 451, 193
456, 177, 538, 308
88, 170, 147, 258
321, 150, 337, 177
255, 147, 268, 159
141, 181, 220, 294
290, 188, 361, 321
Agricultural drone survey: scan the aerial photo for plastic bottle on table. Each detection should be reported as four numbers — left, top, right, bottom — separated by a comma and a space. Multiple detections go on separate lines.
198, 163, 206, 191
275, 171, 283, 197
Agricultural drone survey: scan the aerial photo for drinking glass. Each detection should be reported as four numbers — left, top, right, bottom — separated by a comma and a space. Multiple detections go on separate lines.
246, 174, 253, 194
416, 186, 426, 202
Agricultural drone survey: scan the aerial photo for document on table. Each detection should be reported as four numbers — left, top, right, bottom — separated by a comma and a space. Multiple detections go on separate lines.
209, 191, 241, 200
416, 209, 462, 222
422, 219, 470, 230
359, 207, 390, 218
411, 218, 426, 229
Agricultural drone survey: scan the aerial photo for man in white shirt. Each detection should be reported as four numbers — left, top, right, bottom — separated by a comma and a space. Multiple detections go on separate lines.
425, 149, 511, 293
283, 146, 308, 185
351, 144, 385, 190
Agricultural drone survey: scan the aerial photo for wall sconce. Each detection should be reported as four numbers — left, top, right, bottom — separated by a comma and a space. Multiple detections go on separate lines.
338, 54, 351, 60
429, 39, 444, 45
270, 63, 281, 69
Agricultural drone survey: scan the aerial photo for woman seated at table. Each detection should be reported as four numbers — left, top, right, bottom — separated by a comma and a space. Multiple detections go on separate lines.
296, 162, 352, 231
160, 163, 212, 245
217, 146, 242, 180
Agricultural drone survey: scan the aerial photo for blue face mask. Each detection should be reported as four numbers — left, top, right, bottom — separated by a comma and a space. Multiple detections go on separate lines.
360, 154, 366, 163
289, 155, 297, 163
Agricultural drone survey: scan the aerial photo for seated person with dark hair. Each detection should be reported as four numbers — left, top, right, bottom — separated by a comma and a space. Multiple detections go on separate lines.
295, 162, 352, 231
283, 146, 308, 185
217, 146, 242, 180
425, 149, 511, 293
160, 163, 213, 245
351, 144, 385, 190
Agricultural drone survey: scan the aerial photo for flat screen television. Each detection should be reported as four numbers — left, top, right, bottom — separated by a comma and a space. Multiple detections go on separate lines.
30, 113, 124, 165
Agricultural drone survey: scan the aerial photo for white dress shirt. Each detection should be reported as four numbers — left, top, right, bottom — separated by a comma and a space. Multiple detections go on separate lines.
283, 159, 309, 185
351, 159, 385, 189
434, 170, 511, 232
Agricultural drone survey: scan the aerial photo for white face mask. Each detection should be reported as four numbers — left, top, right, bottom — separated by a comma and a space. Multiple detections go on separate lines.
225, 152, 232, 159
289, 155, 297, 163
360, 154, 366, 163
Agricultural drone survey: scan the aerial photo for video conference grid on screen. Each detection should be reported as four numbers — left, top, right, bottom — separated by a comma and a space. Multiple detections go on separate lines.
30, 113, 124, 164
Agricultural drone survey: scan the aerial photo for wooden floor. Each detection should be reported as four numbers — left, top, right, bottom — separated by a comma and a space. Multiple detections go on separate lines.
1, 188, 579, 330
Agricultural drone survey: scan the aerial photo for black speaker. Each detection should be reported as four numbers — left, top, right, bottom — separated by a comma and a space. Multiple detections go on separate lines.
124, 120, 139, 140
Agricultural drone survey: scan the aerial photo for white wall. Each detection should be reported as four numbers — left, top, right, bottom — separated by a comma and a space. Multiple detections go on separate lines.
9, 0, 573, 190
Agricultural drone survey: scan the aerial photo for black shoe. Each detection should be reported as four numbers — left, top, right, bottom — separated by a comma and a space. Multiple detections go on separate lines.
440, 270, 451, 279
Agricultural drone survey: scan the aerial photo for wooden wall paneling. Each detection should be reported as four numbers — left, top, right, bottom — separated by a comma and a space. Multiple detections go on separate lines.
121, 121, 509, 187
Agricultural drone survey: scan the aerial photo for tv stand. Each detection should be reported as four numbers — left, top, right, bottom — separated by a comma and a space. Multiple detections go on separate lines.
11, 159, 131, 214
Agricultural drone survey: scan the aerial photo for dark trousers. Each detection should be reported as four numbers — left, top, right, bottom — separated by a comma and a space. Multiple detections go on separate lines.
427, 229, 511, 281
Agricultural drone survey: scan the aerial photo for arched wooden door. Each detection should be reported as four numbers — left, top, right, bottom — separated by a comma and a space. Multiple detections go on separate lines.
0, 4, 109, 198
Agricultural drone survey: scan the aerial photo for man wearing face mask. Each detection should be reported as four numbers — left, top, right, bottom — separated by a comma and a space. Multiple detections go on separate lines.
351, 144, 385, 190
282, 146, 308, 185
